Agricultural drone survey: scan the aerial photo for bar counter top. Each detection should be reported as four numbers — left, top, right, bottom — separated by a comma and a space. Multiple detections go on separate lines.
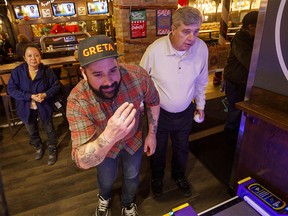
236, 86, 288, 132
0, 55, 78, 74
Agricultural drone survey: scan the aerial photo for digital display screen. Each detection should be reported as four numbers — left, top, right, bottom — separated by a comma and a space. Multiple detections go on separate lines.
13, 4, 40, 19
87, 1, 108, 15
51, 3, 76, 17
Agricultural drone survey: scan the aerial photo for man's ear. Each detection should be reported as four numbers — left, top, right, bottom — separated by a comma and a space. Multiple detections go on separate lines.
80, 67, 87, 81
171, 25, 176, 34
248, 24, 256, 30
247, 24, 256, 37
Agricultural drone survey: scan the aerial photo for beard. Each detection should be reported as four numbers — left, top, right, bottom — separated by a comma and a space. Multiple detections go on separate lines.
87, 79, 120, 100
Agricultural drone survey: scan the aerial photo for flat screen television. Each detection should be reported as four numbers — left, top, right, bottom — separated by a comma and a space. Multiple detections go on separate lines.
13, 4, 40, 19
51, 2, 76, 17
87, 1, 108, 15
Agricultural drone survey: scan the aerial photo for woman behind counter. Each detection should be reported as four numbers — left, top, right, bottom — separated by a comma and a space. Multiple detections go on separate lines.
7, 44, 59, 165
16, 34, 33, 61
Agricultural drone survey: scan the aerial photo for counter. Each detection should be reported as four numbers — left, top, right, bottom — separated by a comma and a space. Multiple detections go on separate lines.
0, 56, 78, 74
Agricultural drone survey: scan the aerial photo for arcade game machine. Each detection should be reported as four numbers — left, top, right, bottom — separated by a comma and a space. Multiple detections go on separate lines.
163, 177, 288, 216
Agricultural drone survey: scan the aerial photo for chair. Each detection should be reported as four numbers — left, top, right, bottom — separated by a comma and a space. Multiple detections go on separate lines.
0, 74, 22, 136
60, 64, 81, 94
54, 64, 81, 123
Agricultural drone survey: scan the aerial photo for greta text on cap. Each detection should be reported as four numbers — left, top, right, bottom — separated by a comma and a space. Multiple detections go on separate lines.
82, 43, 115, 57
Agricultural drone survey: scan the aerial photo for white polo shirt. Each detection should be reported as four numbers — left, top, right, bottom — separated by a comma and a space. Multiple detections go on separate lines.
140, 34, 208, 113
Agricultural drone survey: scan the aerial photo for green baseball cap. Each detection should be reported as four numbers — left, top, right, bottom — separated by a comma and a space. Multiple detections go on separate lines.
78, 35, 119, 67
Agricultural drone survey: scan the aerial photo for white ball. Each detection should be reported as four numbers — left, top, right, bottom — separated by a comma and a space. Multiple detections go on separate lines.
194, 114, 204, 123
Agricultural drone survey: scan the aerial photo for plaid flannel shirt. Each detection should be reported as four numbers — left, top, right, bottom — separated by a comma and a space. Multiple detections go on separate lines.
67, 64, 159, 166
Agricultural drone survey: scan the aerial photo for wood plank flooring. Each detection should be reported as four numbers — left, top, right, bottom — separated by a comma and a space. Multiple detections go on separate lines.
0, 72, 232, 216
0, 119, 232, 216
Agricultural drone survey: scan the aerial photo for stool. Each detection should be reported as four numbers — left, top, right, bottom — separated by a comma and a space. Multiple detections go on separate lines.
0, 74, 22, 136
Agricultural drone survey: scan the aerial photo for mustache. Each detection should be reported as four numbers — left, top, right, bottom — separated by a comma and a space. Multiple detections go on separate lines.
100, 81, 118, 90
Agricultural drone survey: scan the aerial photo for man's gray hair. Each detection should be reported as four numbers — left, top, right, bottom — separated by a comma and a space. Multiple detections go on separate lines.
172, 6, 203, 28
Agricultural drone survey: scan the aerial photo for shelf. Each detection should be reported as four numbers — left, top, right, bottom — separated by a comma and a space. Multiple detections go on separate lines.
236, 101, 288, 132
236, 86, 288, 132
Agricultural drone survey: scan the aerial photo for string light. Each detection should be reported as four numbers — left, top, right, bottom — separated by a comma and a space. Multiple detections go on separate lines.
36, 0, 55, 7
35, 0, 112, 6
4, 0, 7, 5
93, 0, 113, 2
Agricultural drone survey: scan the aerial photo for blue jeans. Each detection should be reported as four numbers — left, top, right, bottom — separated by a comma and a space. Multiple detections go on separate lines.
96, 145, 143, 207
25, 109, 58, 148
151, 102, 195, 180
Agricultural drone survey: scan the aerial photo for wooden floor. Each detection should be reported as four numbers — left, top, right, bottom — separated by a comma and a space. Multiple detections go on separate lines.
0, 72, 233, 216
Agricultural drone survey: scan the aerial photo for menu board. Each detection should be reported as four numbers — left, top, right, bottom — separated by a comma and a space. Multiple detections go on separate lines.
130, 10, 146, 39
156, 9, 172, 36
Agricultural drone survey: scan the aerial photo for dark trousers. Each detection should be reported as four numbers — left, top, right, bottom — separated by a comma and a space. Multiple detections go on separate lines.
25, 109, 58, 148
224, 80, 246, 132
151, 103, 195, 180
96, 145, 143, 207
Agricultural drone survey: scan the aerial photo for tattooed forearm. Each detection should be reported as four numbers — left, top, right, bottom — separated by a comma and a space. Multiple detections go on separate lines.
77, 135, 110, 168
78, 143, 96, 164
152, 124, 158, 134
147, 107, 158, 134
85, 155, 105, 167
99, 136, 109, 148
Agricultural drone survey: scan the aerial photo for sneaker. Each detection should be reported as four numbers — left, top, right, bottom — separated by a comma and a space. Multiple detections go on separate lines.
151, 178, 163, 197
174, 177, 192, 197
35, 145, 44, 160
95, 195, 111, 216
47, 146, 57, 166
121, 203, 138, 216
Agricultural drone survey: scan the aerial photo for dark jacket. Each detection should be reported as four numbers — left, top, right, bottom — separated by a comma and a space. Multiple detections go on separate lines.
223, 28, 254, 84
7, 63, 60, 124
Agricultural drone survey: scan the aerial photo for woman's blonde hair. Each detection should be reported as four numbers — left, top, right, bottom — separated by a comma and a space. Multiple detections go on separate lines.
17, 34, 29, 43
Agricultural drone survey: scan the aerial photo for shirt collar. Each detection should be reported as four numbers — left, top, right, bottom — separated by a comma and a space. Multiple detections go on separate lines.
165, 32, 177, 56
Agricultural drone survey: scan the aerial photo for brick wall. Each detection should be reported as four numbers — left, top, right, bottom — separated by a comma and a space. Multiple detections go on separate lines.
113, 0, 178, 64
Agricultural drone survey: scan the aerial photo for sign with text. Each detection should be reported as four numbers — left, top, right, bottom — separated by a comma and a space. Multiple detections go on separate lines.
130, 10, 146, 39
156, 9, 172, 36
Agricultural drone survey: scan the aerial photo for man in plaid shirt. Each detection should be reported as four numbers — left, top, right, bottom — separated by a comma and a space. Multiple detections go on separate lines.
66, 35, 160, 216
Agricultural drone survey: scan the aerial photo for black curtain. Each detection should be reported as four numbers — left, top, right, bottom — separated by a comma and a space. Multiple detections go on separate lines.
0, 5, 17, 51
